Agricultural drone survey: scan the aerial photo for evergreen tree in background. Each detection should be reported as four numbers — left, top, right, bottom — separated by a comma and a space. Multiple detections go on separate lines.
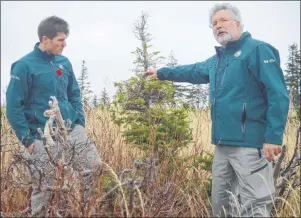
77, 60, 93, 106
186, 84, 210, 109
100, 88, 110, 108
166, 51, 186, 104
92, 94, 100, 108
285, 43, 301, 106
165, 52, 209, 109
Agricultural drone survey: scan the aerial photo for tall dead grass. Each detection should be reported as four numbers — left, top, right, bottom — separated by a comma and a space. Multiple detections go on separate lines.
0, 107, 300, 217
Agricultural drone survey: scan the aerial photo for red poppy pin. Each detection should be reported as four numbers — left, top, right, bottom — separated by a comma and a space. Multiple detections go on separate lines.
56, 69, 62, 76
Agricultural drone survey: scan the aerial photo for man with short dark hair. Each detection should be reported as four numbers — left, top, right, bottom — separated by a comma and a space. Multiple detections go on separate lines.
6, 16, 101, 216
144, 3, 289, 217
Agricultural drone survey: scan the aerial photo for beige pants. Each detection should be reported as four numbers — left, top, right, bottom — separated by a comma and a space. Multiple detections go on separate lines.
212, 145, 275, 217
29, 124, 101, 216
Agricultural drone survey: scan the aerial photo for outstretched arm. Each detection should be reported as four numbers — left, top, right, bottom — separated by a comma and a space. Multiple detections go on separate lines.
144, 61, 210, 84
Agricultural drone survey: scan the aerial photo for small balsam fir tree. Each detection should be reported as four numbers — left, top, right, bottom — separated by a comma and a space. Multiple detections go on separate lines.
111, 12, 192, 160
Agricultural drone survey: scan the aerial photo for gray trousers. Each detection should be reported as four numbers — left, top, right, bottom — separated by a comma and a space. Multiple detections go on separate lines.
28, 124, 101, 216
212, 145, 275, 217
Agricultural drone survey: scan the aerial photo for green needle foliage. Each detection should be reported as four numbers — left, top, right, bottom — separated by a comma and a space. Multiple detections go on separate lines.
111, 12, 192, 159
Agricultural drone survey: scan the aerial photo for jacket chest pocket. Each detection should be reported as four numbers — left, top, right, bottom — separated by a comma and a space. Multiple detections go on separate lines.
221, 59, 250, 88
33, 71, 54, 91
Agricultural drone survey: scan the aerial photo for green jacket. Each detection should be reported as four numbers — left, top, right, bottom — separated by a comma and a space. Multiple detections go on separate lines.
157, 32, 289, 148
6, 43, 85, 147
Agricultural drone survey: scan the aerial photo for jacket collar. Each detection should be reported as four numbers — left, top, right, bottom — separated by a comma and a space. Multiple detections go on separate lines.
215, 31, 251, 55
34, 42, 55, 62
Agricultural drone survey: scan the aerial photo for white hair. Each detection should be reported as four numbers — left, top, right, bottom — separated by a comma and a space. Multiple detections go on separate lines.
209, 3, 244, 31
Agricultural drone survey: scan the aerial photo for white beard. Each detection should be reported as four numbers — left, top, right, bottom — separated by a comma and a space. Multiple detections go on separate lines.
215, 33, 234, 46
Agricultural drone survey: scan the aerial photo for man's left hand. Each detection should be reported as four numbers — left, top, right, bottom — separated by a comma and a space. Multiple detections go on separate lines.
263, 143, 282, 162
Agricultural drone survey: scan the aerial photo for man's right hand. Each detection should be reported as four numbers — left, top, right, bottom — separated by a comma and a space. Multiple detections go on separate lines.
27, 143, 35, 154
144, 67, 158, 79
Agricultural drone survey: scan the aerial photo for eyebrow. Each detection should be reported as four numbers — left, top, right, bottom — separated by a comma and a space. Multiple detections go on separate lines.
213, 17, 231, 22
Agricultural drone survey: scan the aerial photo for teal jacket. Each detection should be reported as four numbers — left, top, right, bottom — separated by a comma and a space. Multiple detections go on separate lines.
6, 43, 85, 147
157, 32, 289, 148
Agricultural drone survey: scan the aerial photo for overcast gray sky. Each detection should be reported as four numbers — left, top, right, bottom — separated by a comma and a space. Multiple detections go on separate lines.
1, 1, 300, 103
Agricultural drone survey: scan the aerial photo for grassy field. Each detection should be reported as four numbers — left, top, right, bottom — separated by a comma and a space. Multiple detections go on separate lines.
0, 107, 300, 217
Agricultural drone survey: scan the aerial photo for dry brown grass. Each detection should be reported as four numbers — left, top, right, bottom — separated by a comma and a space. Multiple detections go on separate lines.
1, 107, 300, 217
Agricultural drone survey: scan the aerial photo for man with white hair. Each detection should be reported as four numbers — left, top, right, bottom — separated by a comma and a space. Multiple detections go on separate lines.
144, 3, 289, 217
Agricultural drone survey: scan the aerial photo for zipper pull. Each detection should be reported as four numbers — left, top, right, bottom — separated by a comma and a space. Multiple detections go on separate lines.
257, 148, 262, 158
50, 61, 54, 66
213, 98, 216, 105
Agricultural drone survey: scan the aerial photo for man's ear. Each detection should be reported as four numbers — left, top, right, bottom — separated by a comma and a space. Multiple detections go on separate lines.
41, 35, 49, 43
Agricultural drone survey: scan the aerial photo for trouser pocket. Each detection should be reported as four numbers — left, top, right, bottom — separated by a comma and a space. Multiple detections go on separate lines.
249, 148, 268, 175
237, 147, 275, 202
250, 163, 268, 175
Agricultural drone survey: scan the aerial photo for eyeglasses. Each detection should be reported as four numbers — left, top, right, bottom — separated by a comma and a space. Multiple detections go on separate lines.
209, 18, 233, 29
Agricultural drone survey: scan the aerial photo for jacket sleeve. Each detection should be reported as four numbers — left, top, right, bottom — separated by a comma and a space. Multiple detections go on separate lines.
248, 44, 289, 145
6, 61, 34, 147
67, 62, 85, 127
157, 61, 210, 84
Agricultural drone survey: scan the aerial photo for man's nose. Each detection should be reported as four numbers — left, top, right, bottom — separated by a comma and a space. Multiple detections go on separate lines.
216, 22, 222, 29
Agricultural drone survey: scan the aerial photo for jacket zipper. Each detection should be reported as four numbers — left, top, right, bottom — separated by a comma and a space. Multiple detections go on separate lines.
50, 61, 60, 99
214, 56, 221, 143
220, 64, 228, 87
241, 103, 247, 139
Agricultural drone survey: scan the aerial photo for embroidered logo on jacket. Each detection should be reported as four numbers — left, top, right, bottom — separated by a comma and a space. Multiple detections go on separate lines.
264, 59, 275, 64
59, 64, 64, 70
11, 75, 20, 80
234, 50, 241, 57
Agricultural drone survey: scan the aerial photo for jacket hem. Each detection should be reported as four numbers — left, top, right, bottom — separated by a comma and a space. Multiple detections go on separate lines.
211, 141, 264, 149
